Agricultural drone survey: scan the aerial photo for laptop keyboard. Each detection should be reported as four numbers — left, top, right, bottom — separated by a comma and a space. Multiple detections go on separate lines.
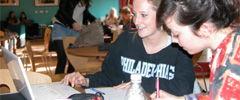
32, 84, 64, 100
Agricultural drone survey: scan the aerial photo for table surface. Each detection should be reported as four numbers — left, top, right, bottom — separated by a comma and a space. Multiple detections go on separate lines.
66, 46, 108, 57
0, 36, 10, 42
50, 73, 151, 99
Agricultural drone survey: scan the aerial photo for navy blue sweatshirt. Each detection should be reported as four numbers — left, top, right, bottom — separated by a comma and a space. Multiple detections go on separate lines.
85, 30, 195, 96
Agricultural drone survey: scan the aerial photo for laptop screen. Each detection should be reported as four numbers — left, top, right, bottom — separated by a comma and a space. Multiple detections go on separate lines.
2, 46, 35, 100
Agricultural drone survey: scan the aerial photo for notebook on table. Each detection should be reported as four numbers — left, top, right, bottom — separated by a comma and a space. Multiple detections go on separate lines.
0, 46, 80, 100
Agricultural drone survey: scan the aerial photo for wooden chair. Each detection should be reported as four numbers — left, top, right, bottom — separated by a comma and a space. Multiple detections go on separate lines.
0, 69, 17, 93
192, 51, 203, 66
26, 71, 52, 85
0, 84, 10, 94
62, 36, 102, 74
24, 41, 52, 74
111, 30, 123, 43
0, 47, 52, 94
112, 30, 119, 42
0, 55, 8, 69
0, 69, 52, 93
22, 27, 53, 75
0, 30, 4, 37
192, 51, 208, 92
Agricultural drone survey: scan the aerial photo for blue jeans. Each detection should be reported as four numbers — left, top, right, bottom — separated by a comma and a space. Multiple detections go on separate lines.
52, 23, 80, 41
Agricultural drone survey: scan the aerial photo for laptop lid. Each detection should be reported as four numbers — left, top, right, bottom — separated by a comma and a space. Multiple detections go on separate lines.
2, 46, 35, 100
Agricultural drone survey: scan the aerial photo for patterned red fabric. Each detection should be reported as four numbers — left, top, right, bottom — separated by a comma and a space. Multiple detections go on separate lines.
186, 27, 240, 100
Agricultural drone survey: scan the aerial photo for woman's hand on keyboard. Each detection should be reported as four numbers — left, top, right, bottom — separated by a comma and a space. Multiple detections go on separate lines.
61, 72, 89, 87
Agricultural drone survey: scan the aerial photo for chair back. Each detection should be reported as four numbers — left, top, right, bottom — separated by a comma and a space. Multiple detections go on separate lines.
192, 51, 208, 92
0, 68, 52, 93
25, 41, 36, 72
0, 30, 4, 36
43, 27, 51, 51
112, 31, 119, 42
0, 84, 10, 93
26, 71, 52, 85
192, 51, 203, 66
0, 56, 8, 69
0, 69, 17, 93
62, 37, 88, 71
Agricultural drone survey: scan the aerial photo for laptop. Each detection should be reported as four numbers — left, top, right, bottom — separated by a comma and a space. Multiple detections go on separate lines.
0, 46, 80, 100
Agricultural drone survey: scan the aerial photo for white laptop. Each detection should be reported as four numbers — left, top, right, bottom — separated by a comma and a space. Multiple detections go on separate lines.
1, 46, 80, 100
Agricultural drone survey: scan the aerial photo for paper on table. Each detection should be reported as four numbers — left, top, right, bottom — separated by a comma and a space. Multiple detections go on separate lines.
85, 87, 127, 100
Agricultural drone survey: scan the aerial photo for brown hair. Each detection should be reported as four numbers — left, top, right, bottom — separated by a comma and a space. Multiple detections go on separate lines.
157, 0, 240, 33
120, 6, 132, 15
147, 0, 162, 11
120, 6, 132, 25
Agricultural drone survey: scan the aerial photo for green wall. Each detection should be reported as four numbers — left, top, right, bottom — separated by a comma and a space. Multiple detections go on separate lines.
90, 0, 119, 21
0, 0, 119, 25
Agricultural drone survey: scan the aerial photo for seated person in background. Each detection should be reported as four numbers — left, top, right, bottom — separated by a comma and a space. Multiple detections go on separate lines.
7, 11, 20, 25
151, 0, 240, 99
19, 12, 28, 24
103, 7, 119, 40
105, 7, 118, 28
118, 6, 135, 31
61, 0, 195, 96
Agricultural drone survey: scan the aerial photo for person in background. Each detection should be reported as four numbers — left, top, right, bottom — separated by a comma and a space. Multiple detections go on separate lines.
118, 6, 135, 31
103, 7, 119, 40
7, 11, 20, 25
107, 6, 136, 38
105, 6, 135, 37
105, 7, 118, 28
61, 0, 195, 96
19, 12, 27, 24
151, 0, 240, 99
52, 0, 97, 74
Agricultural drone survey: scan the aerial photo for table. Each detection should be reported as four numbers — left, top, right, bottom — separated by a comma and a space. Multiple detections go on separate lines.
0, 36, 10, 42
67, 46, 108, 57
50, 73, 151, 99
